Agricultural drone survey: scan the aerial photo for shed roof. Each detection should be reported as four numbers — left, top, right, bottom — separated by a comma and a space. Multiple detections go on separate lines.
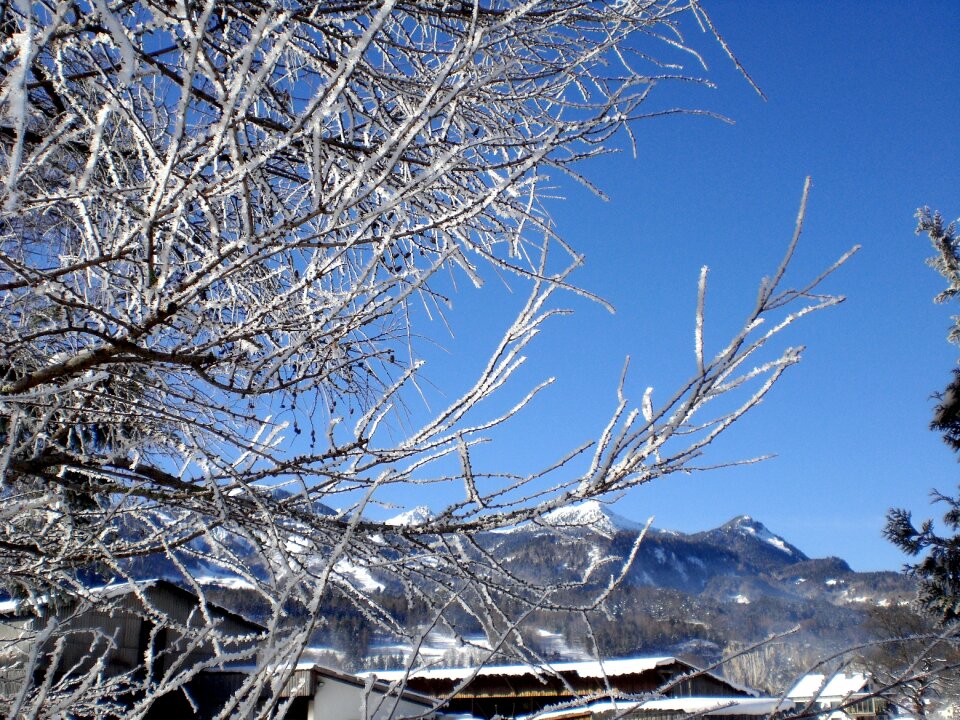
786, 673, 870, 701
0, 578, 264, 633
208, 661, 438, 706
368, 657, 680, 683
524, 696, 792, 720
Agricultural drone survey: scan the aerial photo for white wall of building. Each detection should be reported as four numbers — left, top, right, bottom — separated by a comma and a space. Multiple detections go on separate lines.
310, 675, 433, 720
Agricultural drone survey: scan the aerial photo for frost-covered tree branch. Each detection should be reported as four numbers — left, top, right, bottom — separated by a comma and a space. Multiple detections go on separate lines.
0, 0, 850, 717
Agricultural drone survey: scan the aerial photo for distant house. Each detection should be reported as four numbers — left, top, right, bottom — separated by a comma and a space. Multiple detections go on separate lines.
786, 673, 889, 720
215, 662, 439, 720
0, 579, 264, 717
368, 656, 762, 720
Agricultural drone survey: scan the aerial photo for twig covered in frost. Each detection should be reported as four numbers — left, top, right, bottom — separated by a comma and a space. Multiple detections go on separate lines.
0, 1, 854, 717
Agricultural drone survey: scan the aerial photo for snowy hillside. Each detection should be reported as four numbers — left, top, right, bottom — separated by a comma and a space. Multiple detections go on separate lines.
386, 506, 433, 526
542, 500, 646, 535
113, 497, 915, 681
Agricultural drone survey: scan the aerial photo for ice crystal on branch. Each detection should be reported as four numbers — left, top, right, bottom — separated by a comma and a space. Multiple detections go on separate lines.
0, 1, 849, 717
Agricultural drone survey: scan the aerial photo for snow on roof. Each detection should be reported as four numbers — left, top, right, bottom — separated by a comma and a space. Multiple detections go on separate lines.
0, 579, 263, 631
209, 662, 437, 706
522, 697, 791, 720
0, 579, 158, 616
637, 697, 790, 715
787, 673, 870, 700
368, 657, 679, 683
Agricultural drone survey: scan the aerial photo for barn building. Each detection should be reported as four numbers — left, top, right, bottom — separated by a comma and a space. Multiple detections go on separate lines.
0, 579, 264, 717
368, 656, 761, 720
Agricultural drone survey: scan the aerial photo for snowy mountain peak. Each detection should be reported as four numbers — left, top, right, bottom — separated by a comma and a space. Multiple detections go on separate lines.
721, 515, 799, 556
386, 506, 432, 526
542, 501, 645, 536
724, 514, 759, 529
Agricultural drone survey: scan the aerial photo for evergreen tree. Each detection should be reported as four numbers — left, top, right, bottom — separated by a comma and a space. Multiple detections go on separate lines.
885, 209, 960, 625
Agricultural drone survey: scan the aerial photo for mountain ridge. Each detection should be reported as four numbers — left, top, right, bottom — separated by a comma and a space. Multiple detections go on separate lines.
109, 497, 915, 688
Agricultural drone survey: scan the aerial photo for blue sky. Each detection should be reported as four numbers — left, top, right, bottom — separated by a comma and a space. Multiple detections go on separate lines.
605, 0, 960, 572
376, 2, 960, 572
